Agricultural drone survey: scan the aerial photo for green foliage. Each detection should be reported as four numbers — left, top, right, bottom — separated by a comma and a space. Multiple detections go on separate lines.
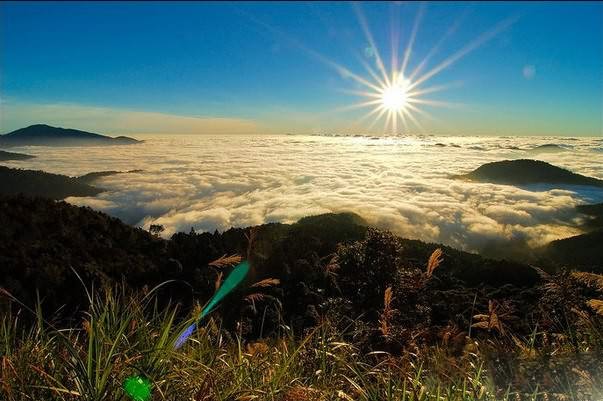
336, 228, 404, 313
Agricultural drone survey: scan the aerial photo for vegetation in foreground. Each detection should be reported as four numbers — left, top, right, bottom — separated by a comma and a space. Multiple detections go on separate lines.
1, 195, 602, 400
2, 252, 603, 401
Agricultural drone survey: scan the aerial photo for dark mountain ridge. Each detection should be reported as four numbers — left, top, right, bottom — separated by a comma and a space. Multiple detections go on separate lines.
76, 169, 144, 184
0, 150, 35, 161
456, 159, 603, 187
0, 195, 544, 315
537, 229, 603, 271
0, 166, 103, 199
0, 124, 141, 147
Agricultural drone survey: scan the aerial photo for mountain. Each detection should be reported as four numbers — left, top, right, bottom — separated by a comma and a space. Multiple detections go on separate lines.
0, 150, 35, 161
0, 165, 103, 199
456, 159, 603, 187
76, 169, 144, 184
0, 124, 141, 147
538, 229, 603, 272
528, 144, 568, 153
0, 195, 543, 318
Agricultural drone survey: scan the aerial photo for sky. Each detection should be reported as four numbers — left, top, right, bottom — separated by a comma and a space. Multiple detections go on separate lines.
1, 1, 602, 136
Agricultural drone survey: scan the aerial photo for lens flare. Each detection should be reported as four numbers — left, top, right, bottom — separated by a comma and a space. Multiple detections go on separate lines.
123, 376, 152, 401
123, 261, 250, 401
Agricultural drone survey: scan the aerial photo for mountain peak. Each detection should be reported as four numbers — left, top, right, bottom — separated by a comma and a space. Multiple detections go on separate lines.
456, 159, 603, 188
0, 124, 142, 147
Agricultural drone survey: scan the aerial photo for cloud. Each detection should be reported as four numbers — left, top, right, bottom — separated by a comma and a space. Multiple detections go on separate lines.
5, 134, 603, 253
0, 101, 260, 135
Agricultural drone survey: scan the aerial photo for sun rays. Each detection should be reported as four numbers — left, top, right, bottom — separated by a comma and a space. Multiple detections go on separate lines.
237, 2, 517, 135
336, 3, 518, 134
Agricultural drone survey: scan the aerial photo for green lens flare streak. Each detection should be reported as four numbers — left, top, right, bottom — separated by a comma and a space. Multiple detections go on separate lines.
195, 260, 250, 321
123, 260, 250, 401
123, 376, 151, 401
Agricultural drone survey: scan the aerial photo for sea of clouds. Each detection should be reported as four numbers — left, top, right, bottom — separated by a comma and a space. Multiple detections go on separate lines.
5, 134, 603, 253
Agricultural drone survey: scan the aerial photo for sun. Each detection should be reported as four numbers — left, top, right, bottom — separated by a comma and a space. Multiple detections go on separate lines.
345, 70, 424, 134
380, 77, 410, 113
329, 4, 516, 134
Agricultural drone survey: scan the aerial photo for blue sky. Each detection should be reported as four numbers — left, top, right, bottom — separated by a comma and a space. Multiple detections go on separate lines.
1, 1, 602, 136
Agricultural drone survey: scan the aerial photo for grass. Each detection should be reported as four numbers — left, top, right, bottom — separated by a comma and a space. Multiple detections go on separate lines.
1, 281, 601, 401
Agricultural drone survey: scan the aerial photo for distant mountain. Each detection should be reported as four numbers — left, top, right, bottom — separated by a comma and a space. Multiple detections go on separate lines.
0, 150, 35, 161
529, 144, 568, 153
0, 165, 103, 199
456, 159, 603, 187
0, 124, 141, 147
76, 169, 143, 184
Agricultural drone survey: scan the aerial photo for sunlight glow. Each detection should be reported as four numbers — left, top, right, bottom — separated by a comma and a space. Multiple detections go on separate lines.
380, 77, 409, 112
335, 4, 516, 134
241, 2, 516, 134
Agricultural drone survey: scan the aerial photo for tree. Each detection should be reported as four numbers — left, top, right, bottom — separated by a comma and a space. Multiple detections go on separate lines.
149, 224, 165, 237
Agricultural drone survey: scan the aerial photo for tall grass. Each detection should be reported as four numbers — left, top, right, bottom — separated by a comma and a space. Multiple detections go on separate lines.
1, 283, 601, 401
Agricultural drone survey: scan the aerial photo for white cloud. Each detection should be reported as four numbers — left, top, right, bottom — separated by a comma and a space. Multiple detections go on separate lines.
4, 134, 603, 252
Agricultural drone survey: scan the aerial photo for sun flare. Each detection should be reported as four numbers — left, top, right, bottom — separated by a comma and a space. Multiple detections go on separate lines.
333, 4, 517, 134
380, 77, 410, 113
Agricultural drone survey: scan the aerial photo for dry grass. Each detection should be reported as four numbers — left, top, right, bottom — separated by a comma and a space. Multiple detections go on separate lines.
426, 248, 443, 278
571, 272, 603, 292
1, 247, 602, 401
1, 287, 602, 401
472, 300, 517, 336
587, 299, 603, 316
251, 278, 281, 288
571, 272, 603, 316
379, 286, 396, 338
209, 254, 243, 269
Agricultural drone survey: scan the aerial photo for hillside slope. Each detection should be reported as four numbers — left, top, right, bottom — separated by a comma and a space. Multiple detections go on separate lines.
538, 229, 603, 272
0, 166, 103, 199
1, 195, 543, 321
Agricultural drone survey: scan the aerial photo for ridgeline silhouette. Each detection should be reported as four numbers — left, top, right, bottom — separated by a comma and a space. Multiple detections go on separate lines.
457, 159, 603, 187
0, 150, 35, 161
0, 124, 141, 147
